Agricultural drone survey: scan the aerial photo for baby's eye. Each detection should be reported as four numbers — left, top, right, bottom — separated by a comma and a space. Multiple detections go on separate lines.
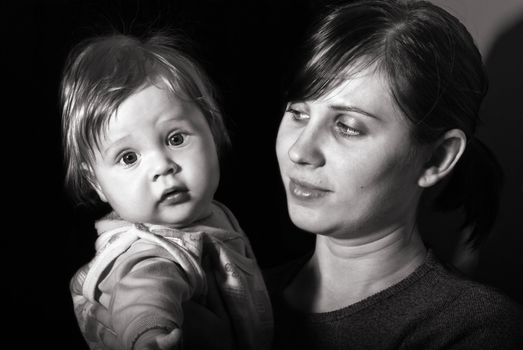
120, 152, 138, 165
167, 132, 185, 146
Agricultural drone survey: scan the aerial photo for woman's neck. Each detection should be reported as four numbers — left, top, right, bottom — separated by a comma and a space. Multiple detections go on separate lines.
284, 224, 427, 313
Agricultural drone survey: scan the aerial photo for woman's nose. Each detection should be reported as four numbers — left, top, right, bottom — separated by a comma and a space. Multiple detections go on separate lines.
151, 152, 178, 182
288, 127, 325, 167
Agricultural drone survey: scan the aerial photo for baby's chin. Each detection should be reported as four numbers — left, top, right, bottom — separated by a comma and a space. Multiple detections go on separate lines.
143, 206, 214, 228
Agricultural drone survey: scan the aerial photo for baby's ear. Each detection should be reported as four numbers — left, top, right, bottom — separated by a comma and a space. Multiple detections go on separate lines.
81, 162, 107, 202
418, 129, 467, 188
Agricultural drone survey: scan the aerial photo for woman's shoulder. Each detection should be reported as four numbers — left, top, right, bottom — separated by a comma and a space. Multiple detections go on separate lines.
446, 276, 522, 315
435, 273, 523, 327
427, 252, 522, 313
408, 252, 523, 347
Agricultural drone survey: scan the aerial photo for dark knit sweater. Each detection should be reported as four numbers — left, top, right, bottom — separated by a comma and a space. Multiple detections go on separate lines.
266, 251, 523, 350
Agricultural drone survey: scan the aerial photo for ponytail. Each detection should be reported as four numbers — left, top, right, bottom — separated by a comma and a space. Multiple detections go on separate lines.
432, 138, 503, 247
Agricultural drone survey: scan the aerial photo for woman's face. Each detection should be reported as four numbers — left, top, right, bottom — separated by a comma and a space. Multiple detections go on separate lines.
276, 66, 427, 240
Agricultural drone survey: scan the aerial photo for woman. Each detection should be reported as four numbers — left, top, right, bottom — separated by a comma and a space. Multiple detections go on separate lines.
87, 1, 523, 349
268, 0, 522, 349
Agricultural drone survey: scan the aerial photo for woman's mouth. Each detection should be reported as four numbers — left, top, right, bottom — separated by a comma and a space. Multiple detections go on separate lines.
288, 178, 330, 201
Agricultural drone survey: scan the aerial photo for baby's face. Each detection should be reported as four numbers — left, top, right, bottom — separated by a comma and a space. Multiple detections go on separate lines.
89, 84, 219, 226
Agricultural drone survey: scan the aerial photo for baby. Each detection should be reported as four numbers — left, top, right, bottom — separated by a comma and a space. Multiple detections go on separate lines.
62, 33, 272, 350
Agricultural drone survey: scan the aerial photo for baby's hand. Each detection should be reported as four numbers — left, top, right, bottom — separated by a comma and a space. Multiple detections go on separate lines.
156, 329, 182, 350
134, 328, 182, 350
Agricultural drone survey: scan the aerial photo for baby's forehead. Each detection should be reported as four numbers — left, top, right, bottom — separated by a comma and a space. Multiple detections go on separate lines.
99, 90, 200, 131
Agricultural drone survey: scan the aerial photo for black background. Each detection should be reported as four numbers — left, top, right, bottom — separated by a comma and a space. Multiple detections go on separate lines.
9, 1, 523, 348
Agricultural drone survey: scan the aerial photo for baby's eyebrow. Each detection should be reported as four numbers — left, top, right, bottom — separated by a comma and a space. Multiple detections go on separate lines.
158, 116, 184, 125
102, 135, 131, 158
329, 104, 381, 120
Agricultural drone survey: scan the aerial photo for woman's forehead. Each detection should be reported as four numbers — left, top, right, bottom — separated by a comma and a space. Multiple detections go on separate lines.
323, 64, 386, 97
322, 67, 390, 102
304, 57, 388, 100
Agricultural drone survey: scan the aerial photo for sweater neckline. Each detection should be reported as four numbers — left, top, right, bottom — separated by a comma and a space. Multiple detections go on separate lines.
275, 250, 440, 322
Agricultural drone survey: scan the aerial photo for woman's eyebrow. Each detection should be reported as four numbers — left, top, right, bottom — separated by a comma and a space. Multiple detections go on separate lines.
287, 101, 309, 109
329, 104, 382, 120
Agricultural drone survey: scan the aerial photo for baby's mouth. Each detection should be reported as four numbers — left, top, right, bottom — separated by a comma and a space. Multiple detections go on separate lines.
159, 187, 190, 205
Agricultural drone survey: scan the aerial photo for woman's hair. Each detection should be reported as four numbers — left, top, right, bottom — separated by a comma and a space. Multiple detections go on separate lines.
61, 32, 229, 205
284, 0, 502, 245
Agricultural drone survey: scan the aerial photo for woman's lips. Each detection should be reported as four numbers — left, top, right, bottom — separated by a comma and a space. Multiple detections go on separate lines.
288, 178, 330, 200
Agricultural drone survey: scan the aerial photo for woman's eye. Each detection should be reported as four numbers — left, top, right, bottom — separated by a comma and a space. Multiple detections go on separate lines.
335, 121, 361, 137
286, 108, 309, 122
167, 133, 185, 146
120, 152, 138, 165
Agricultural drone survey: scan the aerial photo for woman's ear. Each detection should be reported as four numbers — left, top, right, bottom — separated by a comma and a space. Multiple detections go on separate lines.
418, 129, 467, 188
81, 162, 108, 202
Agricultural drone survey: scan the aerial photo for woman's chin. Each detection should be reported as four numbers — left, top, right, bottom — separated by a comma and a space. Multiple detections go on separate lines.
287, 205, 329, 234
